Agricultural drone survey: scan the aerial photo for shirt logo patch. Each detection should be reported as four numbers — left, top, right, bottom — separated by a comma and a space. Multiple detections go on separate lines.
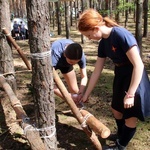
112, 46, 117, 52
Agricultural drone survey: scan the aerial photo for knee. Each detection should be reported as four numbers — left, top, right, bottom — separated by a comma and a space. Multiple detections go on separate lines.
111, 108, 123, 119
125, 117, 137, 128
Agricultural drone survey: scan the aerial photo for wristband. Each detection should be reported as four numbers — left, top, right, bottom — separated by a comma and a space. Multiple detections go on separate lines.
125, 91, 135, 98
78, 92, 82, 95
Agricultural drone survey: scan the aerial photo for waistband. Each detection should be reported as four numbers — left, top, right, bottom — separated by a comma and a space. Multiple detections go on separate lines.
114, 61, 131, 67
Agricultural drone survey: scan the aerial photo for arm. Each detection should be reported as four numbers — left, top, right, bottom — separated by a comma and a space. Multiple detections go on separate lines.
124, 46, 144, 108
78, 66, 88, 95
81, 57, 106, 102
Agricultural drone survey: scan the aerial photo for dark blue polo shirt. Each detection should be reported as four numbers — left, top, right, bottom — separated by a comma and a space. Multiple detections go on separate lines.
98, 26, 139, 63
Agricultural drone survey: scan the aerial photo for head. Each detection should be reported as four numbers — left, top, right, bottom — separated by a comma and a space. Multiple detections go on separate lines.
78, 8, 119, 41
64, 43, 83, 65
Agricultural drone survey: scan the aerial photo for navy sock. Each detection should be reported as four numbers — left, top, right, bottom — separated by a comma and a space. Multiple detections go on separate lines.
119, 125, 136, 147
115, 119, 125, 136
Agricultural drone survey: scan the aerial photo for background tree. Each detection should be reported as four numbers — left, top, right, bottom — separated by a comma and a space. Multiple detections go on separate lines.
135, 0, 143, 54
143, 0, 148, 37
65, 1, 70, 38
55, 1, 62, 35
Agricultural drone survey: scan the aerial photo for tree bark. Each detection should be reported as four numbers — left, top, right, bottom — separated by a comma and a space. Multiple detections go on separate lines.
26, 0, 57, 149
65, 1, 70, 39
55, 1, 61, 35
143, 0, 148, 37
0, 0, 16, 91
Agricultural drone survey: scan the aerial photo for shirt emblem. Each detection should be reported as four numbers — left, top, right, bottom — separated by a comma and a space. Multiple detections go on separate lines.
112, 46, 117, 52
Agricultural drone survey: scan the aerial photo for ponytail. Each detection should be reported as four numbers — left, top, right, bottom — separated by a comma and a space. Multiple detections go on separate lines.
103, 17, 119, 27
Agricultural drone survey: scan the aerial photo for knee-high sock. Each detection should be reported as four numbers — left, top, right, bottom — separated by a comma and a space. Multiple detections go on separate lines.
119, 125, 136, 147
115, 119, 125, 136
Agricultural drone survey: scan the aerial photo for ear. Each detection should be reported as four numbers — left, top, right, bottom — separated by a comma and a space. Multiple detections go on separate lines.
93, 26, 99, 33
63, 53, 66, 58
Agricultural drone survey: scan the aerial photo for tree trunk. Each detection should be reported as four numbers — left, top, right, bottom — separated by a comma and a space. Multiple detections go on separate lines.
0, 0, 16, 91
115, 0, 120, 22
143, 0, 148, 37
80, 0, 85, 44
26, 0, 57, 149
55, 1, 61, 35
125, 0, 129, 27
135, 0, 143, 55
65, 1, 70, 39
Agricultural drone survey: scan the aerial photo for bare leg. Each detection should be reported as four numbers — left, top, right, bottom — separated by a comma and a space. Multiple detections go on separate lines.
63, 69, 79, 93
54, 84, 65, 100
111, 108, 137, 127
54, 69, 78, 100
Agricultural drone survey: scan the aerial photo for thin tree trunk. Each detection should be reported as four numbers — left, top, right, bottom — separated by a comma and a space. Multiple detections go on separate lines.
65, 1, 70, 39
115, 0, 120, 22
55, 1, 61, 35
135, 0, 143, 55
143, 0, 148, 37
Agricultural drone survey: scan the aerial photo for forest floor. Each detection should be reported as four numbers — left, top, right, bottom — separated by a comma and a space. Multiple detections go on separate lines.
0, 17, 150, 150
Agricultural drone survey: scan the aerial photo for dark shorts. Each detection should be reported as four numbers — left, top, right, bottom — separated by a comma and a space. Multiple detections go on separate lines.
111, 64, 150, 121
14, 30, 19, 34
54, 65, 73, 74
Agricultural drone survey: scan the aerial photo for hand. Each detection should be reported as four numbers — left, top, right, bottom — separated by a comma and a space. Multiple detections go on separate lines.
124, 96, 134, 109
79, 95, 89, 103
77, 93, 83, 101
71, 94, 78, 103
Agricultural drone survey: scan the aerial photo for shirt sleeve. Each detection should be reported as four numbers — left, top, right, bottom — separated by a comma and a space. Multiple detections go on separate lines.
51, 42, 62, 67
116, 27, 138, 53
78, 53, 86, 69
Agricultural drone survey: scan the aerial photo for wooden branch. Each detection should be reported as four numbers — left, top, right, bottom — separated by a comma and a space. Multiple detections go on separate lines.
0, 75, 45, 150
53, 68, 102, 150
2, 28, 31, 70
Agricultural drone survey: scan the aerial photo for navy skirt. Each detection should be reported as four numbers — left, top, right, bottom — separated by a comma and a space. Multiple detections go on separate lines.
111, 63, 150, 121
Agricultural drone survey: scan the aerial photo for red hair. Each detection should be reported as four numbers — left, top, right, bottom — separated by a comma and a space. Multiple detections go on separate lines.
78, 8, 119, 32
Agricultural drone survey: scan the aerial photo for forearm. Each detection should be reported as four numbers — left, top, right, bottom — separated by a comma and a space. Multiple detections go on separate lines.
126, 46, 144, 95
78, 76, 88, 94
84, 70, 100, 99
127, 63, 144, 95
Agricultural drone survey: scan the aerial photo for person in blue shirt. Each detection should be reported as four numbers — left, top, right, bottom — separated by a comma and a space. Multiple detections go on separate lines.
19, 21, 26, 40
78, 8, 150, 150
51, 39, 88, 102
13, 21, 20, 40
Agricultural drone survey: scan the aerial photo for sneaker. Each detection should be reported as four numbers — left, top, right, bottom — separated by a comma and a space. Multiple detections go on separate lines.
107, 133, 119, 141
104, 139, 126, 150
103, 145, 119, 150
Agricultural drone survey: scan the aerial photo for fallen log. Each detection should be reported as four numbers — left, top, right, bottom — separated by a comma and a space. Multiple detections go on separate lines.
0, 75, 46, 150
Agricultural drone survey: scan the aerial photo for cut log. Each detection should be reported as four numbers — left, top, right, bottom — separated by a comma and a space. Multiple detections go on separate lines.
80, 109, 110, 139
